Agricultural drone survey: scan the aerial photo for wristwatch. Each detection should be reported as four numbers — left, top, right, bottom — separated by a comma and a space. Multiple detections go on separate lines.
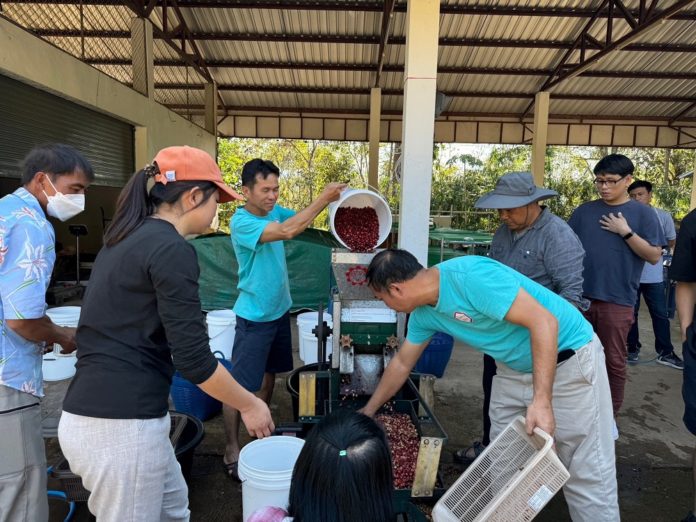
622, 231, 634, 240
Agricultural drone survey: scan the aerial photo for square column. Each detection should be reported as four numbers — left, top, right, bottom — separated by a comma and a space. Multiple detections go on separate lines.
398, 0, 440, 266
205, 83, 218, 136
368, 87, 381, 191
531, 91, 550, 186
130, 17, 154, 98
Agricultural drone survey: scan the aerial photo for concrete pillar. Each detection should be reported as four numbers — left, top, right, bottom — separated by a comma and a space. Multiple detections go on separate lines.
368, 87, 381, 191
204, 83, 218, 136
134, 126, 149, 170
691, 154, 696, 210
397, 0, 439, 267
531, 91, 550, 186
130, 17, 154, 98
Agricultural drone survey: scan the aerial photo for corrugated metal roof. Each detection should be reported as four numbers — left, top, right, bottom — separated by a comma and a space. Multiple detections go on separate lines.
2, 0, 695, 126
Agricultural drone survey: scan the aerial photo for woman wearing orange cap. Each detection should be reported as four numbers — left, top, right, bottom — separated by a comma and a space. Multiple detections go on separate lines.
57, 146, 275, 521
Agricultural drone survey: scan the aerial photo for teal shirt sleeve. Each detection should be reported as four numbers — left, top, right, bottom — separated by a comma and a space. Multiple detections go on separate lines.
405, 310, 435, 345
276, 205, 296, 222
232, 210, 269, 252
461, 261, 520, 321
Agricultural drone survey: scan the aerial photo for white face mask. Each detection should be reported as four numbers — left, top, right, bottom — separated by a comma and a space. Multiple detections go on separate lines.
43, 176, 85, 222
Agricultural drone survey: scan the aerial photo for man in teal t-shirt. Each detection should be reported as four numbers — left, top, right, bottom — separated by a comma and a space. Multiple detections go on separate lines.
222, 158, 345, 479
362, 249, 619, 522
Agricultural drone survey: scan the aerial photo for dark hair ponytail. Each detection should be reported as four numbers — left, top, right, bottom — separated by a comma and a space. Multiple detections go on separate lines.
104, 167, 218, 247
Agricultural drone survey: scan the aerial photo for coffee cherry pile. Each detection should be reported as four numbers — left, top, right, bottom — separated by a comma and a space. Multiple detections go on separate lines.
334, 206, 380, 252
376, 413, 420, 489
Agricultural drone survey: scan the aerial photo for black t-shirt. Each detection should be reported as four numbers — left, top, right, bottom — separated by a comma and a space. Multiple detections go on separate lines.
671, 209, 696, 331
671, 209, 696, 283
63, 218, 218, 419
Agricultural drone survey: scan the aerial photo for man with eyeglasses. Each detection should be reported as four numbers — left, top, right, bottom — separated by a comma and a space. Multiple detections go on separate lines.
568, 154, 664, 432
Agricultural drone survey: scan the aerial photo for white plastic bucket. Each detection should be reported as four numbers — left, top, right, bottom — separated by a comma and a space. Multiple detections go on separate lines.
238, 436, 305, 522
43, 306, 80, 382
206, 310, 236, 360
296, 312, 332, 364
328, 188, 392, 250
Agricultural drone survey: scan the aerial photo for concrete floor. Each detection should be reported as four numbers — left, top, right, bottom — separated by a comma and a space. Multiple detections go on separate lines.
45, 302, 694, 521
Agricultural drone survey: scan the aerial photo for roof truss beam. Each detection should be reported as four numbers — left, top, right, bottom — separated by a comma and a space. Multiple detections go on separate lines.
374, 0, 396, 88
546, 0, 695, 91
27, 29, 696, 53
122, 0, 212, 83
152, 83, 696, 103
83, 57, 696, 80
522, 0, 696, 119
122, 0, 229, 113
4, 0, 696, 19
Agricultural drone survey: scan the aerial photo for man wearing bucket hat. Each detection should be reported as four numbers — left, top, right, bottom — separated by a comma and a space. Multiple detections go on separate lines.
222, 158, 345, 480
0, 144, 93, 522
452, 172, 588, 464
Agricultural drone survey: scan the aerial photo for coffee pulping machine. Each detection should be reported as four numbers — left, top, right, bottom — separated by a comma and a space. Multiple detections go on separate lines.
291, 248, 448, 515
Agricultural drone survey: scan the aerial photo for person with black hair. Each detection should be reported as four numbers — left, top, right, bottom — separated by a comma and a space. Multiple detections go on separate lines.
455, 171, 588, 465
0, 143, 93, 522
58, 146, 275, 522
249, 409, 394, 522
668, 207, 696, 522
568, 153, 664, 426
221, 158, 345, 479
626, 179, 682, 369
362, 248, 619, 522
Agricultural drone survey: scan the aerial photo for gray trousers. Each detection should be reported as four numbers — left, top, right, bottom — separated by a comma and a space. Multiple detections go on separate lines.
58, 411, 190, 522
490, 335, 620, 522
0, 385, 47, 522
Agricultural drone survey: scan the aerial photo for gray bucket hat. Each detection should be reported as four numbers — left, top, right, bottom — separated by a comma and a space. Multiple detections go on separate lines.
474, 171, 558, 209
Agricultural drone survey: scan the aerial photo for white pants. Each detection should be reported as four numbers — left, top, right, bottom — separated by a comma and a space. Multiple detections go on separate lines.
58, 411, 190, 522
490, 335, 619, 522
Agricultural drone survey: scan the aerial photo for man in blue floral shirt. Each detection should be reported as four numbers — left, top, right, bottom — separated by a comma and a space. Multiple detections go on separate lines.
0, 144, 93, 521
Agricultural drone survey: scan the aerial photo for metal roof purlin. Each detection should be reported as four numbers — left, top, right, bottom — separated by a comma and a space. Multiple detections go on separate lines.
522, 0, 696, 120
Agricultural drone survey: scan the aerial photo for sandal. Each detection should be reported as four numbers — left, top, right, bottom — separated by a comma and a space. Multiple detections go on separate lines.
452, 441, 486, 465
222, 459, 240, 482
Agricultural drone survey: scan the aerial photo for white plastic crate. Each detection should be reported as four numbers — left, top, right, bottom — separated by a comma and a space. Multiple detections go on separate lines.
433, 416, 570, 522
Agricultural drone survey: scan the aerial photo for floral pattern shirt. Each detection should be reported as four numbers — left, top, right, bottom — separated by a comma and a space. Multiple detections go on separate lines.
0, 187, 55, 397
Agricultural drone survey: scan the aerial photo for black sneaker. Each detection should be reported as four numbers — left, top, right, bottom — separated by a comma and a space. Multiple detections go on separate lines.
627, 351, 639, 363
656, 352, 684, 370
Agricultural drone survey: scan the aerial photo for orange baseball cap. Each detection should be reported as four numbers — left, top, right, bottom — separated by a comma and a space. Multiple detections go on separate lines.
152, 146, 242, 203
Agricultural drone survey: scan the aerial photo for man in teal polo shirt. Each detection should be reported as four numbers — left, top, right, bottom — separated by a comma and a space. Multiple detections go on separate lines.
362, 249, 618, 522
222, 158, 345, 479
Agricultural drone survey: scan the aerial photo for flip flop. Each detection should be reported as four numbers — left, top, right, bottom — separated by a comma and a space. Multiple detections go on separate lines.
222, 459, 240, 482
452, 441, 486, 465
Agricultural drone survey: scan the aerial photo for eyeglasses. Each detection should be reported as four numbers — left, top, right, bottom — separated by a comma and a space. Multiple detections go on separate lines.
593, 178, 625, 187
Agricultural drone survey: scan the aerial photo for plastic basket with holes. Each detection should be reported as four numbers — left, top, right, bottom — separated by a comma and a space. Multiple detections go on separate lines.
432, 416, 570, 522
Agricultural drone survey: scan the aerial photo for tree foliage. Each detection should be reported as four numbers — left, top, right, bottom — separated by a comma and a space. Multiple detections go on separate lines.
216, 137, 695, 233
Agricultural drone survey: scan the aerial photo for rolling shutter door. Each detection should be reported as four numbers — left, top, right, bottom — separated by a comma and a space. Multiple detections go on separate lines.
0, 74, 134, 186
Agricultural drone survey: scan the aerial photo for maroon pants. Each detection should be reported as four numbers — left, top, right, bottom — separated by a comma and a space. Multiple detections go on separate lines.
582, 299, 635, 414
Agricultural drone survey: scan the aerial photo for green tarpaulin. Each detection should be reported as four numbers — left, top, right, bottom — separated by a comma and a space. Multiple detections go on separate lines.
190, 228, 340, 312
